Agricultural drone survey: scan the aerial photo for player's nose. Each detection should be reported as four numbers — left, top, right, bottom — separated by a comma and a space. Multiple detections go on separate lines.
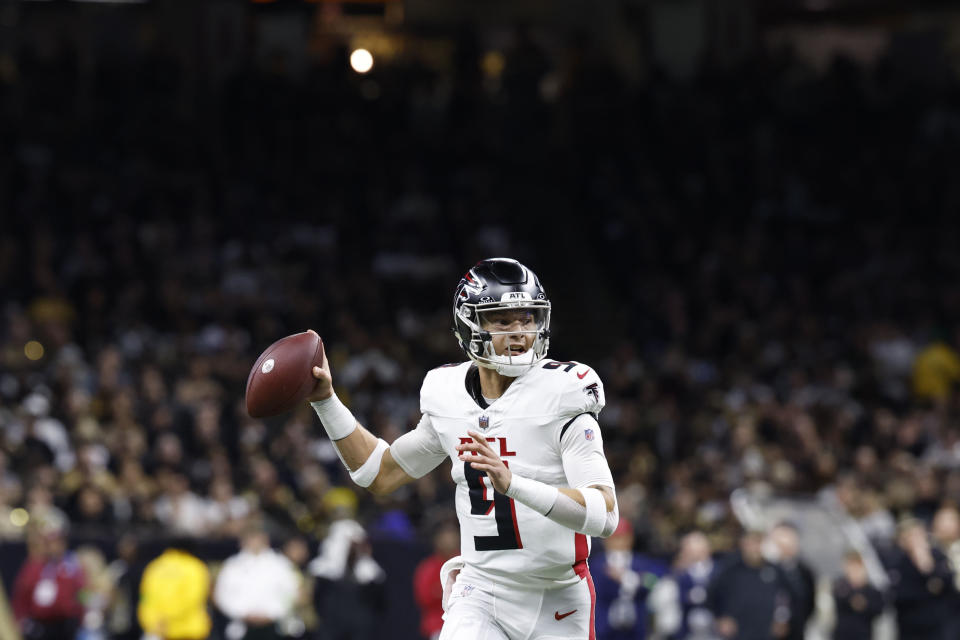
506, 320, 524, 335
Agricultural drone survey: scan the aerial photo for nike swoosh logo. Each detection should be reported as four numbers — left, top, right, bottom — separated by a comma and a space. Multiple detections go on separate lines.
555, 609, 577, 620
576, 369, 590, 379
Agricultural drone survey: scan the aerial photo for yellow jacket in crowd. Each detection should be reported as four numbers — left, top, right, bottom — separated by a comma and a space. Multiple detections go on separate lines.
913, 342, 960, 401
138, 548, 211, 640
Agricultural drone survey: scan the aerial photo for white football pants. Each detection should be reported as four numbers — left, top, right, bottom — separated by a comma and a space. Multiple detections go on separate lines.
439, 564, 596, 640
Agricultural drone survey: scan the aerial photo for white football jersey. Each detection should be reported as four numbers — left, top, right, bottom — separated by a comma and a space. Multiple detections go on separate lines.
390, 359, 613, 590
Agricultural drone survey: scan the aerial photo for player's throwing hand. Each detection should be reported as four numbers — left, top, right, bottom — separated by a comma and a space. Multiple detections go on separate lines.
306, 330, 335, 402
456, 430, 513, 493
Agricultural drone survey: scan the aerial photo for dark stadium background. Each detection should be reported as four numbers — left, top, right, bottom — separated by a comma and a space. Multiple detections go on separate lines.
3, 0, 960, 639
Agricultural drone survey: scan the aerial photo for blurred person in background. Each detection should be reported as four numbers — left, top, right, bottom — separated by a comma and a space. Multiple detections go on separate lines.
931, 505, 960, 639
887, 518, 957, 640
591, 519, 667, 640
413, 516, 460, 640
11, 509, 87, 640
214, 522, 300, 640
911, 333, 960, 406
932, 505, 960, 587
74, 545, 112, 640
0, 580, 18, 640
137, 538, 211, 640
649, 530, 717, 640
309, 488, 386, 640
281, 535, 317, 639
831, 551, 883, 640
153, 468, 210, 537
105, 534, 144, 640
766, 522, 815, 640
204, 476, 252, 539
708, 529, 791, 640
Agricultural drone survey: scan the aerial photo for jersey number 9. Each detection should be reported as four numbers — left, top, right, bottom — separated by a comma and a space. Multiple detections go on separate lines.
465, 463, 523, 551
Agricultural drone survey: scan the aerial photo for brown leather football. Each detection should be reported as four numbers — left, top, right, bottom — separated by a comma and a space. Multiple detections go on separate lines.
245, 330, 324, 418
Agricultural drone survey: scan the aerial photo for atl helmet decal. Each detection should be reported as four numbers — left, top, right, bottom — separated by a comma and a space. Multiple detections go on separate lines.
460, 270, 484, 295
584, 383, 600, 402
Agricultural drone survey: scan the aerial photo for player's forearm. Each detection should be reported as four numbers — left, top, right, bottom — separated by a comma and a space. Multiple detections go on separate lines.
312, 393, 386, 481
507, 476, 619, 537
332, 423, 380, 470
311, 393, 413, 494
558, 486, 616, 511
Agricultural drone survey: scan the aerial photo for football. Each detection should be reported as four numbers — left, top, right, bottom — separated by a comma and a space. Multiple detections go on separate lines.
245, 330, 325, 418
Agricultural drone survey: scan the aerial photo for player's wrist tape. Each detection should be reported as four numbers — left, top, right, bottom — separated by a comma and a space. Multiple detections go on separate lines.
581, 487, 610, 536
311, 394, 357, 440
504, 475, 559, 515
539, 487, 619, 537
349, 438, 389, 487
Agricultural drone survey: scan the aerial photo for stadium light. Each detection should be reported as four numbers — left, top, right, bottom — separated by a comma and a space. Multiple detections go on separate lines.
350, 48, 374, 74
24, 341, 44, 361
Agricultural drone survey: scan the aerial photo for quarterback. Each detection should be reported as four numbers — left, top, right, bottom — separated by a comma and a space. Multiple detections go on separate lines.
308, 258, 618, 640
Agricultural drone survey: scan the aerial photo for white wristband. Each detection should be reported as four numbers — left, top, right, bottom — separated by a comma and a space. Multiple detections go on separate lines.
350, 438, 389, 488
311, 394, 357, 440
580, 487, 608, 536
504, 475, 559, 516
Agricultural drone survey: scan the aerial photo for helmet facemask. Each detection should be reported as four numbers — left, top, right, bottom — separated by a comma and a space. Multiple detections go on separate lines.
456, 300, 551, 377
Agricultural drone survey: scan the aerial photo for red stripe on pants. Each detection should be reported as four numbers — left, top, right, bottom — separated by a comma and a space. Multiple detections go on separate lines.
574, 533, 588, 567
572, 556, 596, 640
585, 568, 597, 640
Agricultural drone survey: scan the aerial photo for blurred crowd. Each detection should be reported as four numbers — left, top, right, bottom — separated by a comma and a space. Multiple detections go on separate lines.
4, 7, 960, 639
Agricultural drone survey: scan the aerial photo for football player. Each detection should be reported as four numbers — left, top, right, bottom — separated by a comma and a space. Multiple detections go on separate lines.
308, 258, 618, 640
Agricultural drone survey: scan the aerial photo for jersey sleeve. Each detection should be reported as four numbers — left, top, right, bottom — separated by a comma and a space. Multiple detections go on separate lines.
559, 413, 615, 490
556, 363, 605, 417
389, 413, 448, 479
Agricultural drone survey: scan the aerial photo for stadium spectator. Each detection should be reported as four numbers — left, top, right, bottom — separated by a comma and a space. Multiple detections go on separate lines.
214, 523, 301, 640
309, 489, 386, 640
887, 518, 957, 640
280, 535, 318, 639
153, 468, 209, 537
74, 545, 113, 640
831, 551, 883, 640
0, 582, 18, 640
932, 505, 960, 639
104, 534, 144, 640
933, 505, 960, 587
204, 476, 252, 539
592, 519, 668, 640
11, 509, 86, 640
137, 539, 211, 640
649, 531, 718, 640
412, 517, 459, 640
767, 522, 816, 640
912, 336, 960, 404
708, 530, 791, 640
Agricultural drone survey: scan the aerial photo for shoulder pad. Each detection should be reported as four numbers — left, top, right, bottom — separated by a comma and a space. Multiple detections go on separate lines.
421, 361, 471, 415
533, 360, 605, 416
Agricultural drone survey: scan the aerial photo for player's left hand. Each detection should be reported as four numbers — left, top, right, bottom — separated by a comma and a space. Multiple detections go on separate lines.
456, 430, 512, 493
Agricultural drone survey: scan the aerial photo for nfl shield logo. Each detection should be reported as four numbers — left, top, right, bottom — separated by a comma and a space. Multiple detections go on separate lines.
584, 428, 594, 441
479, 415, 490, 430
